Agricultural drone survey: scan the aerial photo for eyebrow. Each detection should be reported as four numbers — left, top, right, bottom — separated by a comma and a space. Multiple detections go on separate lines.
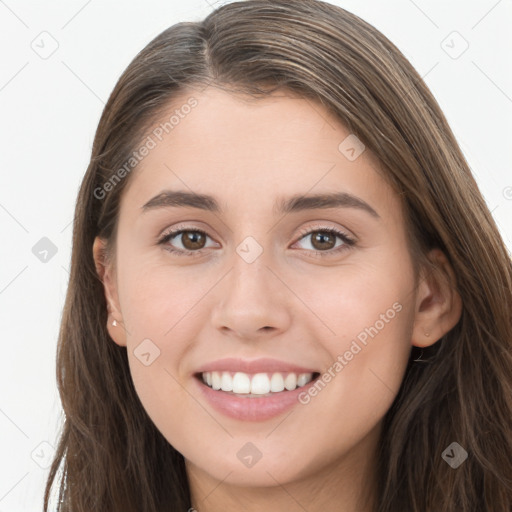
141, 190, 379, 218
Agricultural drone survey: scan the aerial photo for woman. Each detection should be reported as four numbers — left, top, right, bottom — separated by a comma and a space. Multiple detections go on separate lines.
44, 1, 512, 510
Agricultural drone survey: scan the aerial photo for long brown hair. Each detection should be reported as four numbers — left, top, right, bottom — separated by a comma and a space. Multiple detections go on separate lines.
44, 1, 512, 510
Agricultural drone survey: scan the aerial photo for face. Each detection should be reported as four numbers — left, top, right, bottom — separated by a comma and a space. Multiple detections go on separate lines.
95, 86, 424, 491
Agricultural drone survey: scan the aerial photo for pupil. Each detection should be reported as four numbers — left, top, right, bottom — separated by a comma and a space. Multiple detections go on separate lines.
313, 232, 335, 250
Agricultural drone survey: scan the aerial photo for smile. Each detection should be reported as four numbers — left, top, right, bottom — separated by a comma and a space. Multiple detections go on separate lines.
199, 371, 319, 396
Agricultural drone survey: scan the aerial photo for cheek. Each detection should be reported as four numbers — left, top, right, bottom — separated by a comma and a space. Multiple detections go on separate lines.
119, 257, 213, 342
296, 256, 415, 440
306, 255, 413, 347
116, 264, 208, 427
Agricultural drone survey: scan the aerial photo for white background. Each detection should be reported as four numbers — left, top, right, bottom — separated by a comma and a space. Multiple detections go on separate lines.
0, 0, 511, 510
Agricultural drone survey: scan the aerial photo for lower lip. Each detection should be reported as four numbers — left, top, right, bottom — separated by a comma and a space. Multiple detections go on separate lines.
194, 375, 318, 422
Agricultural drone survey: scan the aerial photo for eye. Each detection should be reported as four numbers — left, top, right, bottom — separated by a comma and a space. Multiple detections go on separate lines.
157, 224, 356, 257
157, 226, 217, 257
293, 226, 355, 256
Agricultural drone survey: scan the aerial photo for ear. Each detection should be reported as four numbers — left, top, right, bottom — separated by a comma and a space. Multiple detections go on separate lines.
411, 248, 462, 348
92, 236, 127, 347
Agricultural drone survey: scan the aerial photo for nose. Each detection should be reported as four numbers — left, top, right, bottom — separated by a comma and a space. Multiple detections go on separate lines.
210, 251, 292, 341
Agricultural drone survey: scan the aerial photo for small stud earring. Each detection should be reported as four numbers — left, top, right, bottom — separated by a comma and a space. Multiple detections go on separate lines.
112, 319, 117, 327
424, 332, 430, 337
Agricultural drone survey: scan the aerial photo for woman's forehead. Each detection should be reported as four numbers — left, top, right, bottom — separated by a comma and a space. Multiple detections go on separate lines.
120, 87, 391, 213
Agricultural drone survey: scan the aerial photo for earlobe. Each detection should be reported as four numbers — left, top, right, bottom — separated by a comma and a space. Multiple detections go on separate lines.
92, 236, 127, 347
411, 248, 462, 348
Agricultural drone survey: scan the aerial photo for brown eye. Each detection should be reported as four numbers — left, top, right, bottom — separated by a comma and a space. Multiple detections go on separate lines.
158, 227, 215, 256
294, 226, 355, 256
310, 231, 337, 251
180, 231, 207, 250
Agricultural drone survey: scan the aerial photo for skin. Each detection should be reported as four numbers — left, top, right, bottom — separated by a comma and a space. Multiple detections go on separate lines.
93, 86, 462, 512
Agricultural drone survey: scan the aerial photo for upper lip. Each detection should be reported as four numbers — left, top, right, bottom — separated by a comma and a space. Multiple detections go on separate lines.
195, 357, 319, 375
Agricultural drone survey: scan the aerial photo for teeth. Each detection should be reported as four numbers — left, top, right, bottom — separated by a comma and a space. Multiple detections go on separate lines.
297, 373, 310, 387
221, 372, 233, 391
251, 373, 270, 394
211, 371, 221, 390
201, 371, 315, 394
270, 372, 285, 392
232, 372, 251, 393
284, 373, 297, 390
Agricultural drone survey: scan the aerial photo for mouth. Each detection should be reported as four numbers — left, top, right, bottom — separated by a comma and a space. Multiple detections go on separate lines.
195, 371, 322, 398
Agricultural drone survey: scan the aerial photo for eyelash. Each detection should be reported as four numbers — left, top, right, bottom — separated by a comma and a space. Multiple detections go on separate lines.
157, 225, 356, 258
